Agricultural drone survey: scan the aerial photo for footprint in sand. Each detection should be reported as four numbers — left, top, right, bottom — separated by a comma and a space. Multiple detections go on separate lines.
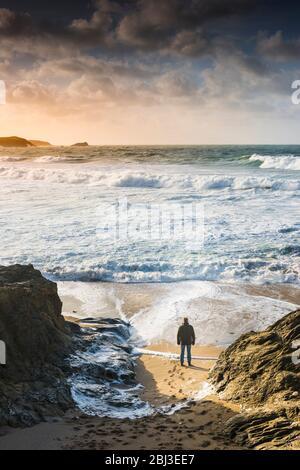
201, 440, 211, 448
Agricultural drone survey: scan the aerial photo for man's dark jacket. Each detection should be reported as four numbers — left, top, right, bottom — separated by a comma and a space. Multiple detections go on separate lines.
177, 324, 195, 345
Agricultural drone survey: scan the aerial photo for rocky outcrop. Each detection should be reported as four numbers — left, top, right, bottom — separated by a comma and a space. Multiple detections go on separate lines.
71, 142, 89, 147
0, 137, 52, 147
0, 136, 35, 147
29, 140, 52, 147
210, 309, 300, 449
0, 265, 142, 426
0, 265, 74, 426
68, 318, 146, 418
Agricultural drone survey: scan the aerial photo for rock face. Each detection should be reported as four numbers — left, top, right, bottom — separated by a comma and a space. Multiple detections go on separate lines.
210, 309, 300, 449
68, 318, 147, 418
71, 142, 89, 147
0, 265, 74, 426
0, 136, 34, 147
0, 137, 51, 147
29, 140, 52, 147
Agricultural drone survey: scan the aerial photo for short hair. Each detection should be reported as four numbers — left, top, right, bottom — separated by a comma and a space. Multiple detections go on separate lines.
183, 317, 189, 324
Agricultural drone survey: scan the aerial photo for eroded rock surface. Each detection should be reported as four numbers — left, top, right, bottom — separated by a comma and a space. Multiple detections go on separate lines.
0, 265, 74, 426
0, 265, 144, 426
210, 309, 300, 449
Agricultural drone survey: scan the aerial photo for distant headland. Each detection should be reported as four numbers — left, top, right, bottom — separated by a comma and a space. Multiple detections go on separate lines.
0, 136, 51, 147
0, 136, 90, 147
71, 142, 89, 147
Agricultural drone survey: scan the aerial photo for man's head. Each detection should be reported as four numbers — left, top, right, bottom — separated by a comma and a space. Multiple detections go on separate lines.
183, 317, 189, 325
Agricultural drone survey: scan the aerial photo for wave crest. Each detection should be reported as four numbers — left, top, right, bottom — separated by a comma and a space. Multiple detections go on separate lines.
250, 154, 300, 171
0, 165, 299, 192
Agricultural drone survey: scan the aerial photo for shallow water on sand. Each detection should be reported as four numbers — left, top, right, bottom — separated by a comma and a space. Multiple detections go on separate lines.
59, 280, 300, 346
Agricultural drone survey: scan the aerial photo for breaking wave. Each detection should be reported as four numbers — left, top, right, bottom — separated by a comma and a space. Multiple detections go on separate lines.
250, 154, 300, 171
0, 165, 299, 192
0, 155, 25, 162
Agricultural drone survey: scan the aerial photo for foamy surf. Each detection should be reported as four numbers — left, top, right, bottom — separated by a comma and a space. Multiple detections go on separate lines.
132, 348, 218, 361
0, 164, 300, 191
59, 280, 299, 346
1, 145, 300, 317
250, 153, 300, 171
68, 317, 214, 419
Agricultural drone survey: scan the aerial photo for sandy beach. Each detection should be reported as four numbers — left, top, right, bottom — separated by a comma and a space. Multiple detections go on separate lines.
1, 279, 299, 451
0, 341, 244, 450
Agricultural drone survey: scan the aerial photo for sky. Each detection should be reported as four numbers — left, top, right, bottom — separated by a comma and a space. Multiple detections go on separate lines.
1, 0, 300, 145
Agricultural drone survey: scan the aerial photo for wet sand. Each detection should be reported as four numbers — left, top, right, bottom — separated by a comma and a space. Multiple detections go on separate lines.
1, 282, 298, 450
64, 343, 242, 450
59, 280, 300, 347
0, 343, 243, 450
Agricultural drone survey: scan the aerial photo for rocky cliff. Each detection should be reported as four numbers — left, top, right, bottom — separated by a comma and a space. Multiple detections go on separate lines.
210, 309, 300, 449
0, 136, 34, 147
29, 140, 52, 147
0, 265, 74, 426
0, 137, 51, 147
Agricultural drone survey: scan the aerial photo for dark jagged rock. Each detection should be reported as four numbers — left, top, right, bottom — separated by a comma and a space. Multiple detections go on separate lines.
224, 406, 300, 449
0, 265, 74, 426
210, 309, 300, 449
0, 265, 143, 425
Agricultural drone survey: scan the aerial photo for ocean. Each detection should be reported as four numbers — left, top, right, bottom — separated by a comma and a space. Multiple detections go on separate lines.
0, 145, 299, 346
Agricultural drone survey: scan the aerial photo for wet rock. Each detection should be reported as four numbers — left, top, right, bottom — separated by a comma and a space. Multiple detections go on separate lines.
0, 265, 154, 425
210, 309, 300, 449
0, 264, 74, 426
69, 318, 150, 419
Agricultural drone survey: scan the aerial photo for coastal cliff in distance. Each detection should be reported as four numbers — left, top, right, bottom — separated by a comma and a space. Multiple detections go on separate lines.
0, 265, 74, 426
29, 139, 52, 147
71, 141, 89, 147
0, 136, 51, 147
210, 309, 300, 449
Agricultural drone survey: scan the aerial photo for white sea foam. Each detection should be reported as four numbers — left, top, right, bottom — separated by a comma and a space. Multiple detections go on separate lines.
129, 281, 297, 345
0, 165, 299, 192
194, 381, 215, 400
0, 147, 299, 286
58, 281, 298, 346
0, 156, 24, 162
133, 348, 218, 361
35, 155, 72, 163
250, 154, 300, 171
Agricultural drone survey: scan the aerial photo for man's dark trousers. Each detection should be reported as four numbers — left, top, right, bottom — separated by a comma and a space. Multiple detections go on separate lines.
180, 344, 191, 365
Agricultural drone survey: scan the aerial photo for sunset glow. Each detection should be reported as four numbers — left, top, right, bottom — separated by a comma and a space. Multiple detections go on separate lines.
0, 0, 300, 144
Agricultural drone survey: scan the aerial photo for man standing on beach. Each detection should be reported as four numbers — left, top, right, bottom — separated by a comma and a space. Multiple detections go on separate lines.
177, 318, 195, 366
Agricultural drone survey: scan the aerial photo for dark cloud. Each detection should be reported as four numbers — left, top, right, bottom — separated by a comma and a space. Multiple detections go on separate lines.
0, 8, 33, 36
0, 1, 259, 56
116, 0, 256, 49
0, 0, 299, 120
257, 31, 300, 62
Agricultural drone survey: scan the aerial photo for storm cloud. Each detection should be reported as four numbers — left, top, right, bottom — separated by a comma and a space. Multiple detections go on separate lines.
0, 1, 259, 54
0, 0, 300, 144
